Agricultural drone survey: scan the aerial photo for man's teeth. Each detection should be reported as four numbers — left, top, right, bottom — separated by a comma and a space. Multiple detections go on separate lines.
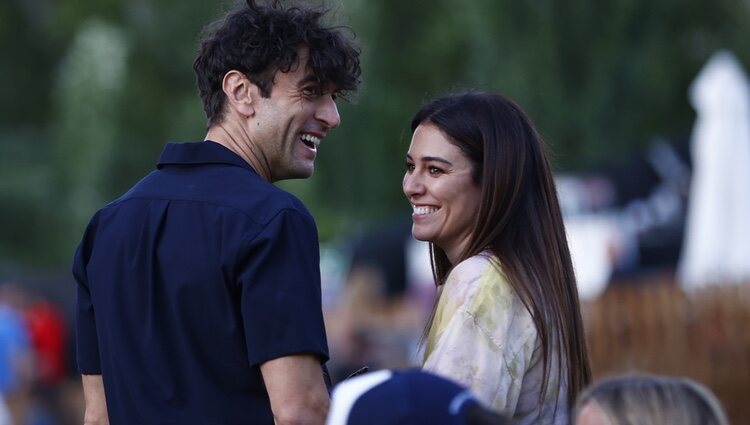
413, 206, 438, 215
300, 134, 320, 146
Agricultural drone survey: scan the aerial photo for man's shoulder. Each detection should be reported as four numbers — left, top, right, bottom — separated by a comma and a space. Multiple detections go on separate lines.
213, 172, 312, 223
245, 183, 313, 225
105, 166, 313, 225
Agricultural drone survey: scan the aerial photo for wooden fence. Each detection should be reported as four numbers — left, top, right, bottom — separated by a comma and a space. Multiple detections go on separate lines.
583, 276, 750, 424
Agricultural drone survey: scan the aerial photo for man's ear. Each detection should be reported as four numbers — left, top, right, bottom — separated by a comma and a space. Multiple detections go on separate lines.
222, 70, 257, 117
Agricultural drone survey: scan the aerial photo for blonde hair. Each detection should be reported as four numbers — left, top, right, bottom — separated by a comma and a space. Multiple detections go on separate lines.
574, 374, 729, 425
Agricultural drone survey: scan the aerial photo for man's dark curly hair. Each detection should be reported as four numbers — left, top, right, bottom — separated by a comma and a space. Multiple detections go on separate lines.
193, 0, 361, 127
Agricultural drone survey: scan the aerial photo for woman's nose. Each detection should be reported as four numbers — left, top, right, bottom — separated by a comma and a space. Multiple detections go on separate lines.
403, 172, 423, 199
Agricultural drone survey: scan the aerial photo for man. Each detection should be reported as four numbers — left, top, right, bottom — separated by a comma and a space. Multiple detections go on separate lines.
72, 1, 360, 424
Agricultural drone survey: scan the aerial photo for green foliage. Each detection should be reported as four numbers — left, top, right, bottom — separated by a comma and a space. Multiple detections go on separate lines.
0, 0, 748, 270
53, 20, 128, 250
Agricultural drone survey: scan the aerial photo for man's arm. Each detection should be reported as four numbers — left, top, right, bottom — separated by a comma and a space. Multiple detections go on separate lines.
260, 354, 329, 425
82, 374, 109, 425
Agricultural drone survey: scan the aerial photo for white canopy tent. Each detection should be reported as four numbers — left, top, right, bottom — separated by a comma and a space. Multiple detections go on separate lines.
679, 50, 750, 289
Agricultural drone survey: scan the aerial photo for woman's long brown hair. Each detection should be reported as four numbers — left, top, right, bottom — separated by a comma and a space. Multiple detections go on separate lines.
412, 92, 591, 409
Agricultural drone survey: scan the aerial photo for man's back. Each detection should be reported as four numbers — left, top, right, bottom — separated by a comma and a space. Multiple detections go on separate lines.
74, 141, 328, 424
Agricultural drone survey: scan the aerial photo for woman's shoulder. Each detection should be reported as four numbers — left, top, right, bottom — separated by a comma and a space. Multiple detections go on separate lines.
447, 251, 509, 292
443, 251, 516, 309
450, 252, 536, 339
447, 251, 498, 284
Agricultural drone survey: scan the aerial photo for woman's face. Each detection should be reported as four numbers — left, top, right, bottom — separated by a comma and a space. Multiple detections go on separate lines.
403, 123, 482, 263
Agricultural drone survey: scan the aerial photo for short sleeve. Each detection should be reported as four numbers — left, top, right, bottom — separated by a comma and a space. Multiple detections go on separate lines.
72, 213, 102, 374
237, 208, 328, 366
422, 258, 537, 414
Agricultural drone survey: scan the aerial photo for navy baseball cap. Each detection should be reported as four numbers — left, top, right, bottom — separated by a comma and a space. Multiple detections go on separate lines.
326, 369, 481, 425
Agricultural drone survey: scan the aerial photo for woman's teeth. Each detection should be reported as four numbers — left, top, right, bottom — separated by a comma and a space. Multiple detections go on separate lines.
413, 206, 438, 215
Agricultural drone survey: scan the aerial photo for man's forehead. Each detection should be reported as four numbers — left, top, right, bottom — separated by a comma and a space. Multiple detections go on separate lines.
276, 66, 337, 90
269, 47, 338, 91
284, 46, 311, 74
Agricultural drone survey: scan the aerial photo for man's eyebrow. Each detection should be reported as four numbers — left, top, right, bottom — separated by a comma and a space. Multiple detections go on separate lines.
297, 74, 320, 86
406, 153, 453, 166
296, 74, 341, 95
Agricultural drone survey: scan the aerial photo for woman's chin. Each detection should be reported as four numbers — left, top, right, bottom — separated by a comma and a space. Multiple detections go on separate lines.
411, 231, 433, 243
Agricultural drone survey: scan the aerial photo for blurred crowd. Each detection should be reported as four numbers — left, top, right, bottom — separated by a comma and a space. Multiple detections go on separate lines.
0, 282, 82, 425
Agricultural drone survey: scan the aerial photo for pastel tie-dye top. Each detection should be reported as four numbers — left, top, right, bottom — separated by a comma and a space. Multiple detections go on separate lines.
422, 251, 568, 424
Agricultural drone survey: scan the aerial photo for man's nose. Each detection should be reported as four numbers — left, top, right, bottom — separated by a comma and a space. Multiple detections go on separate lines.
316, 95, 340, 129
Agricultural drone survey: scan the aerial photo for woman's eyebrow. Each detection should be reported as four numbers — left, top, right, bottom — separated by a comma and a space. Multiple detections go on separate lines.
406, 153, 453, 166
421, 156, 453, 166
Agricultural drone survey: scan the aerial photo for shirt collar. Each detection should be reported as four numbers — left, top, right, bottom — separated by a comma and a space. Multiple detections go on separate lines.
156, 140, 258, 175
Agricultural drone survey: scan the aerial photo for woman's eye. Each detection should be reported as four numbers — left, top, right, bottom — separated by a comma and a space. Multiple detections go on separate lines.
406, 163, 415, 172
429, 166, 443, 175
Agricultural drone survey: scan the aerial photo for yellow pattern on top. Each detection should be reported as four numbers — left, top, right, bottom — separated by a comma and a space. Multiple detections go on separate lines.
422, 252, 568, 424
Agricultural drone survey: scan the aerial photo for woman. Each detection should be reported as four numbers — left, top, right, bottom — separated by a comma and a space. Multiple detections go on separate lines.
402, 92, 591, 423
574, 374, 729, 425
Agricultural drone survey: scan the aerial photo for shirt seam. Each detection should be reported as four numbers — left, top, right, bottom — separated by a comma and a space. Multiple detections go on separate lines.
102, 196, 310, 228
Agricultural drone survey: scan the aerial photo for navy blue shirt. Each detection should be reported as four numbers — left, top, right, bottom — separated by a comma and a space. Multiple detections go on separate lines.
73, 141, 329, 424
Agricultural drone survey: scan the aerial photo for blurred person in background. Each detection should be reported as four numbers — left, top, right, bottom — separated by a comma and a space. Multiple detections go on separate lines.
574, 374, 729, 425
326, 369, 513, 425
23, 297, 67, 425
0, 286, 33, 424
24, 300, 66, 389
0, 396, 9, 425
0, 283, 56, 425
327, 218, 432, 382
71, 0, 360, 424
402, 92, 591, 423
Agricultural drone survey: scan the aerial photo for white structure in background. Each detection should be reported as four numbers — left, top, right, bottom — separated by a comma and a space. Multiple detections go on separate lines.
557, 175, 625, 302
565, 214, 617, 301
679, 50, 750, 289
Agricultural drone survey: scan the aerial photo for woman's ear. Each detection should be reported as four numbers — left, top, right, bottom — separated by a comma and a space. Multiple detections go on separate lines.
222, 70, 256, 117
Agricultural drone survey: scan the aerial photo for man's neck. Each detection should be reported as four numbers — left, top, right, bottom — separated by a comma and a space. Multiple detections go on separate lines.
205, 121, 272, 181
